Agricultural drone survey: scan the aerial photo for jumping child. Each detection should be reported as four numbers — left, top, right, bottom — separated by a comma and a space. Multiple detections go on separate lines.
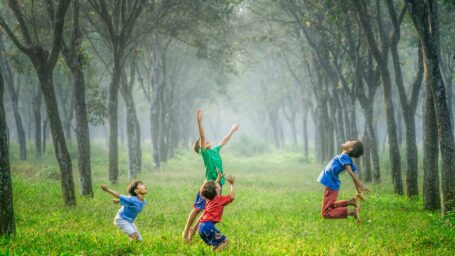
182, 109, 239, 242
101, 180, 148, 241
317, 140, 369, 222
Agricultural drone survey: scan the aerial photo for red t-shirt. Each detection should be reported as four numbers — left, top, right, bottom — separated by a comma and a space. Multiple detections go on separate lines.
199, 195, 233, 223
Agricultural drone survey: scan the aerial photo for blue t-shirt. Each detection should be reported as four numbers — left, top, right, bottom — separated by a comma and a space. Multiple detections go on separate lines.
117, 195, 146, 223
317, 153, 357, 191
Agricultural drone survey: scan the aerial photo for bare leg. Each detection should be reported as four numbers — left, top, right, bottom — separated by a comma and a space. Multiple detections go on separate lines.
213, 240, 229, 252
182, 208, 200, 242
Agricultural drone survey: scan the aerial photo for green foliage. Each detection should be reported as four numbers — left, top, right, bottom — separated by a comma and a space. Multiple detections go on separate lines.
3, 146, 455, 255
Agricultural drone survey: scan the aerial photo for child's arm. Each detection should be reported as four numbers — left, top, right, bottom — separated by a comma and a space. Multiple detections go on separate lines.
345, 165, 369, 197
101, 185, 120, 198
197, 109, 206, 150
226, 175, 236, 200
219, 124, 240, 147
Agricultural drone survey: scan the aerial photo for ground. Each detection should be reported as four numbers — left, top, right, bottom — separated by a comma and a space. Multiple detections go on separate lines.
1, 145, 454, 255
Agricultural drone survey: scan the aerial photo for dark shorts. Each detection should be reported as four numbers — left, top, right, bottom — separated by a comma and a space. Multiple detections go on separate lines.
198, 222, 226, 247
193, 185, 223, 211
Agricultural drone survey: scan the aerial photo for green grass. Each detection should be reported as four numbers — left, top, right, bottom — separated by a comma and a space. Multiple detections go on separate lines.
1, 144, 454, 255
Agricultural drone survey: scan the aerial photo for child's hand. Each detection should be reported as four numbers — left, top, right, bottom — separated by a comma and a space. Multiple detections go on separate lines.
216, 170, 224, 183
227, 175, 235, 185
101, 185, 109, 191
359, 185, 369, 194
197, 109, 203, 121
113, 199, 119, 204
231, 123, 240, 131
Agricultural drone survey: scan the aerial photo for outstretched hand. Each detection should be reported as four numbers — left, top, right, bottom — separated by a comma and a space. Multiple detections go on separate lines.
227, 175, 235, 185
197, 109, 203, 121
356, 185, 369, 201
101, 185, 109, 191
231, 123, 240, 132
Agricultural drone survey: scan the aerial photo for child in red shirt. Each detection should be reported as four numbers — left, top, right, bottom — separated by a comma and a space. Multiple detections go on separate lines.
197, 174, 236, 252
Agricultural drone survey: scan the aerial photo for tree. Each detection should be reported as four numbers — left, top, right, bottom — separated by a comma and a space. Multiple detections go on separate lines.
406, 0, 455, 215
0, 0, 76, 206
62, 0, 93, 197
0, 57, 15, 236
86, 0, 144, 183
354, 0, 403, 195
0, 32, 26, 160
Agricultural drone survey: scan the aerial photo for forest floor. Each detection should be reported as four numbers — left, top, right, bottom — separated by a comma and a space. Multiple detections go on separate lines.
1, 144, 454, 255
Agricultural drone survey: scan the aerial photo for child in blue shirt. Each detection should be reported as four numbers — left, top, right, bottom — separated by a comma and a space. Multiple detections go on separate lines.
317, 140, 369, 222
101, 180, 147, 241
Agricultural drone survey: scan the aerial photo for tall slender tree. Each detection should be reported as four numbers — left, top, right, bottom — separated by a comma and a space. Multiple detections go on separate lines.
406, 0, 455, 215
0, 32, 26, 160
0, 0, 76, 206
0, 55, 15, 236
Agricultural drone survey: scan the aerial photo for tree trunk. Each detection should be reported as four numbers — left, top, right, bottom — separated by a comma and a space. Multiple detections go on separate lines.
37, 67, 76, 206
108, 53, 122, 183
423, 83, 440, 210
406, 0, 455, 215
33, 88, 42, 158
120, 71, 141, 179
361, 121, 372, 182
42, 115, 48, 155
0, 64, 15, 235
0, 35, 26, 160
302, 106, 309, 160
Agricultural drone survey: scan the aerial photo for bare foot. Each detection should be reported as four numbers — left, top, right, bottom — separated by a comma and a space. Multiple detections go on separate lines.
213, 240, 229, 252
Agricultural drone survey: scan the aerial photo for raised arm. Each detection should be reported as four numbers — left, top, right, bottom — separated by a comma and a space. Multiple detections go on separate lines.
226, 175, 236, 200
219, 123, 240, 147
197, 109, 206, 150
101, 185, 120, 198
345, 165, 369, 199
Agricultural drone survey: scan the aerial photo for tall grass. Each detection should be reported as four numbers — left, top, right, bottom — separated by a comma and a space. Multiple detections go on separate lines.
1, 144, 454, 255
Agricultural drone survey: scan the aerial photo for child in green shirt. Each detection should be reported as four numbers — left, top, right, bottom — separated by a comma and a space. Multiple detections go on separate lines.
182, 109, 239, 242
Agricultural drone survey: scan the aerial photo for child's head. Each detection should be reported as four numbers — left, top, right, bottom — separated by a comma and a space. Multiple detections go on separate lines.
342, 140, 364, 158
199, 180, 221, 200
127, 180, 148, 196
193, 138, 212, 153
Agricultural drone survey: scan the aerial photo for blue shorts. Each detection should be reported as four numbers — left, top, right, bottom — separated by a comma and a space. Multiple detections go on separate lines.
193, 185, 223, 211
198, 222, 226, 247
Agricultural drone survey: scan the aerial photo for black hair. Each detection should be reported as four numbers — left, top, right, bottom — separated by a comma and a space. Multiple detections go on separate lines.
199, 181, 217, 200
127, 180, 143, 197
348, 140, 364, 158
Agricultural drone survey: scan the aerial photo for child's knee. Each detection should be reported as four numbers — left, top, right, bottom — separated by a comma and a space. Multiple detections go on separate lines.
321, 212, 330, 219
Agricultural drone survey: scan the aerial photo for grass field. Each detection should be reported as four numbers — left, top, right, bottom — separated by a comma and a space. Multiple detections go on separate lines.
1, 144, 455, 255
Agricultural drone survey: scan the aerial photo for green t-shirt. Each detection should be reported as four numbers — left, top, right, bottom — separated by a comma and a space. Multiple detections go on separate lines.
200, 144, 225, 185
